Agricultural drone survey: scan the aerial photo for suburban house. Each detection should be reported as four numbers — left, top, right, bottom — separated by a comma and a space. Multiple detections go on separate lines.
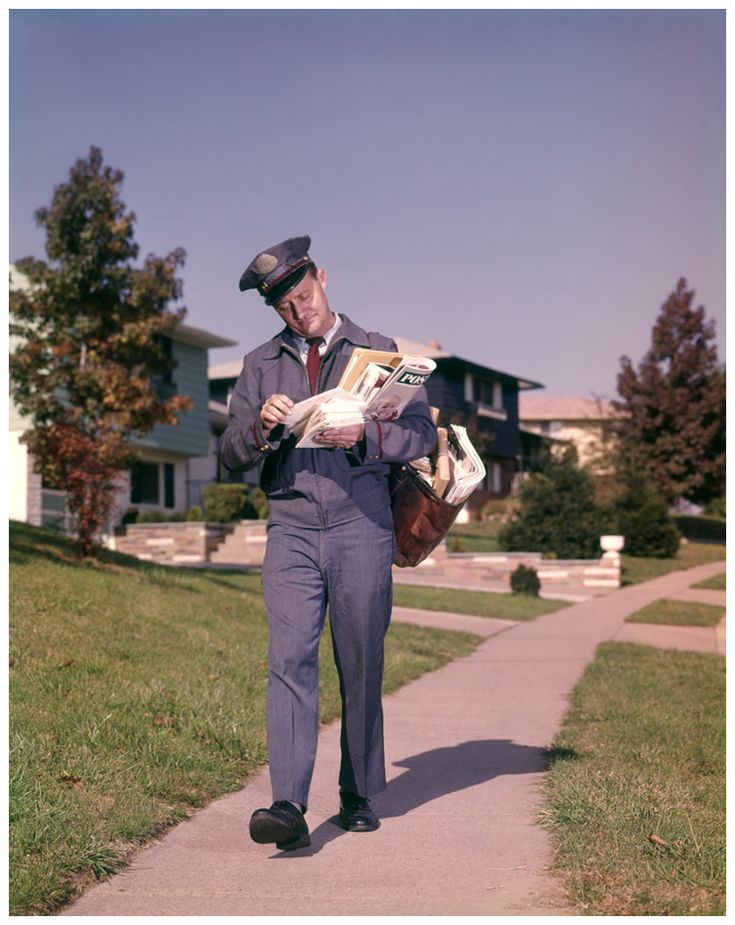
518, 394, 619, 473
209, 335, 544, 513
9, 266, 236, 532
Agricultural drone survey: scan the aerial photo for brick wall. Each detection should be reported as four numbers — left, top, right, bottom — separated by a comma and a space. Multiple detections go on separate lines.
113, 522, 233, 565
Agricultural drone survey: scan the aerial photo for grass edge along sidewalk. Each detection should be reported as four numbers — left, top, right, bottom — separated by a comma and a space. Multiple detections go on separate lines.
542, 641, 725, 916
9, 521, 482, 916
625, 598, 724, 627
393, 582, 569, 620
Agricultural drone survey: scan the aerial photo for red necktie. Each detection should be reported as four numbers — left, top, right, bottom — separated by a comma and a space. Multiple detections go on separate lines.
306, 337, 324, 395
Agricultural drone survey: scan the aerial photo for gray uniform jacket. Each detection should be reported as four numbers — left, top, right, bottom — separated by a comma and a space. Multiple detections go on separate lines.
217, 315, 437, 529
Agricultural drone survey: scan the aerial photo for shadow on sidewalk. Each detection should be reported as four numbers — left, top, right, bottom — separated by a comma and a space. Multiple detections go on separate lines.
379, 738, 547, 818
272, 739, 545, 859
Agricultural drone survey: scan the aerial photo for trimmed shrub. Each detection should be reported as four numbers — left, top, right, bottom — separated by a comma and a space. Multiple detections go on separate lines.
510, 564, 540, 596
201, 483, 268, 522
704, 496, 726, 519
137, 509, 184, 523
121, 507, 139, 526
185, 505, 204, 522
674, 515, 726, 544
614, 475, 680, 557
245, 487, 269, 520
499, 449, 609, 559
201, 483, 249, 522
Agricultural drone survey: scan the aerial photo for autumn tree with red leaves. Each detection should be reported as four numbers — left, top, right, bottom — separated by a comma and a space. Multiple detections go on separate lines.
614, 279, 725, 506
10, 147, 192, 555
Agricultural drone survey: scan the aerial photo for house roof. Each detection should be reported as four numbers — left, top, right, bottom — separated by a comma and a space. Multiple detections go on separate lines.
209, 358, 245, 380
173, 323, 237, 350
392, 336, 450, 359
208, 399, 229, 426
390, 337, 542, 389
519, 395, 617, 421
209, 333, 543, 390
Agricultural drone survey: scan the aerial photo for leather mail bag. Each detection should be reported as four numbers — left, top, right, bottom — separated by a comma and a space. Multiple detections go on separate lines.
389, 463, 465, 568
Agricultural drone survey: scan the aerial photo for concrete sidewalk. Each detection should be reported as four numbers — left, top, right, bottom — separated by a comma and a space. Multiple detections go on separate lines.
64, 559, 725, 916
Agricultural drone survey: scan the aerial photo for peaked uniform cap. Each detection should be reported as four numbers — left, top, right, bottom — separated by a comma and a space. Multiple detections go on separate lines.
239, 235, 314, 304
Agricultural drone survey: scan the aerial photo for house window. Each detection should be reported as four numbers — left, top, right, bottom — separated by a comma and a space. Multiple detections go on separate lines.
480, 462, 502, 494
164, 463, 175, 508
539, 421, 563, 435
130, 461, 176, 508
465, 374, 506, 417
40, 489, 73, 533
131, 461, 160, 504
490, 462, 502, 493
152, 336, 177, 399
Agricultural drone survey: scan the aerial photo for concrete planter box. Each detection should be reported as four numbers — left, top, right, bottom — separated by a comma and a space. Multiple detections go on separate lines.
421, 541, 621, 593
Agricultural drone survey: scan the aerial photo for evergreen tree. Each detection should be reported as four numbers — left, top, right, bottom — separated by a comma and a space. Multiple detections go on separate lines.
499, 448, 607, 559
614, 279, 725, 505
613, 472, 680, 558
10, 147, 192, 555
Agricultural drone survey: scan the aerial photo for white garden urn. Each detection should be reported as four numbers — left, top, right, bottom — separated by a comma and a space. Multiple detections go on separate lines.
600, 534, 625, 561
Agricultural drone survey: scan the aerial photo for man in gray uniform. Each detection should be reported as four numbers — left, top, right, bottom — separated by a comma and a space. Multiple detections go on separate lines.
218, 236, 436, 851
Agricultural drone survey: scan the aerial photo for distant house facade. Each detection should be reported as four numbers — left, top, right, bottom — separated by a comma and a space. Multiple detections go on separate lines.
9, 281, 236, 532
207, 357, 261, 491
208, 333, 543, 513
396, 337, 543, 509
518, 395, 619, 473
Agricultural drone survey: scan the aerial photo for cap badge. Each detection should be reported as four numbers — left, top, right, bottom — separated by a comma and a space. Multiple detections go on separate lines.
255, 253, 278, 275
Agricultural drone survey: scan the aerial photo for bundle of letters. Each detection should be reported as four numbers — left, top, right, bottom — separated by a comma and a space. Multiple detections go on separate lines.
410, 424, 486, 506
283, 348, 437, 448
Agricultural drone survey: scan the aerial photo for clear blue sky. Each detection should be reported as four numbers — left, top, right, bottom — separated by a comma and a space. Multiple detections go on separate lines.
9, 8, 725, 398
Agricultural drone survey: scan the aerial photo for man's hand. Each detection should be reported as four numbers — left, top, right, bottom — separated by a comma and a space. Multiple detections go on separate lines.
313, 424, 366, 450
260, 393, 294, 434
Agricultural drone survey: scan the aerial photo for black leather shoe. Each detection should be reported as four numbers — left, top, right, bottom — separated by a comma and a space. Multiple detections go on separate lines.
338, 790, 380, 832
249, 801, 310, 850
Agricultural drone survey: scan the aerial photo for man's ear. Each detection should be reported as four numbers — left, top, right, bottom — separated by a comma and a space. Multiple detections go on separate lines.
316, 267, 327, 289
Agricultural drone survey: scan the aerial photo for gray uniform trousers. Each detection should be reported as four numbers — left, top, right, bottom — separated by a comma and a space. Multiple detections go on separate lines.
262, 511, 395, 809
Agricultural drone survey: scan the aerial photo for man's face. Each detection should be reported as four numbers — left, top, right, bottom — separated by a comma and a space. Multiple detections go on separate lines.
272, 267, 334, 339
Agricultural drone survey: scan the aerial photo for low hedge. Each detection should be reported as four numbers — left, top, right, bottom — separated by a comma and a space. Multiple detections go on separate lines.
674, 515, 726, 544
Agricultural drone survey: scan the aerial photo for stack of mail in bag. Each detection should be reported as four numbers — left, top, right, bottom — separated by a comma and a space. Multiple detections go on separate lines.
409, 424, 486, 506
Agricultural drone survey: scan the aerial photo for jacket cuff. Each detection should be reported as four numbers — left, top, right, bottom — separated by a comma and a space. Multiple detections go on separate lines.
362, 420, 384, 462
252, 418, 283, 455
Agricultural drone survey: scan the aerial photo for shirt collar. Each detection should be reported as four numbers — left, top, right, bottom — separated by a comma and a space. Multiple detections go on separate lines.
262, 314, 373, 359
290, 312, 342, 354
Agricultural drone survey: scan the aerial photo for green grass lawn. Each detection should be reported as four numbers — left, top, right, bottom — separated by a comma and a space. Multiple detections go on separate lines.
447, 520, 505, 553
9, 521, 482, 915
620, 541, 725, 585
693, 573, 726, 591
543, 642, 725, 915
625, 599, 724, 628
392, 583, 568, 620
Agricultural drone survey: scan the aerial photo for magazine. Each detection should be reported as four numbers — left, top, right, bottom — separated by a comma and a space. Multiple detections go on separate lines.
283, 349, 437, 448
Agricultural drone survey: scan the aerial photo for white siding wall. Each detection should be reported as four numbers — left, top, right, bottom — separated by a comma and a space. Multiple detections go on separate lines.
9, 430, 29, 523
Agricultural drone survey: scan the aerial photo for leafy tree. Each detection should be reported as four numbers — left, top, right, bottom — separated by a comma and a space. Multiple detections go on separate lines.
614, 279, 725, 505
613, 471, 680, 558
10, 147, 192, 556
499, 447, 609, 559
